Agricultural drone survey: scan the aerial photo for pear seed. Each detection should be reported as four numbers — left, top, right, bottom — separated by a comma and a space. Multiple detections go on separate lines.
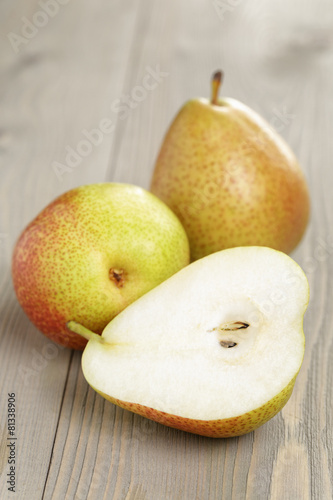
219, 321, 249, 331
220, 341, 238, 348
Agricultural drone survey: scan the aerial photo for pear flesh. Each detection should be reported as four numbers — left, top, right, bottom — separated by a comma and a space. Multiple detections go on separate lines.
77, 247, 309, 437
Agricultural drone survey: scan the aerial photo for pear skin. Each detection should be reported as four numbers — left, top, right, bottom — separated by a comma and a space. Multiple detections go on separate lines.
96, 376, 296, 438
12, 183, 190, 349
151, 72, 310, 261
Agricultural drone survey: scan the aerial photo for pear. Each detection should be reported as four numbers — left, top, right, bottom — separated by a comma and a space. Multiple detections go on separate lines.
12, 183, 190, 350
151, 71, 310, 261
68, 246, 309, 438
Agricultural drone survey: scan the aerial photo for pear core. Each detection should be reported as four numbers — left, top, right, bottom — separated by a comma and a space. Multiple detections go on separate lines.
81, 247, 308, 422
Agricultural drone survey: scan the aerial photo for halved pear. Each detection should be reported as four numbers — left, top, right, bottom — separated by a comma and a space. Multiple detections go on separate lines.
68, 247, 309, 438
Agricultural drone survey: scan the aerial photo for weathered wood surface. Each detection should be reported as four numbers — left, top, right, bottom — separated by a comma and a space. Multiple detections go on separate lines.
1, 0, 332, 498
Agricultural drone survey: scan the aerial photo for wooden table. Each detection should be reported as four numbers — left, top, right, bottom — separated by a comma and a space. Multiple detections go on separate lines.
1, 1, 332, 498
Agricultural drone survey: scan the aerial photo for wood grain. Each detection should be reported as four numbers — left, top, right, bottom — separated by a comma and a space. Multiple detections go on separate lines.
1, 0, 333, 498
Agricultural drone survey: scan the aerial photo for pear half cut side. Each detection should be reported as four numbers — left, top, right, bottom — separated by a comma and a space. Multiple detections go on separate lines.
71, 246, 309, 438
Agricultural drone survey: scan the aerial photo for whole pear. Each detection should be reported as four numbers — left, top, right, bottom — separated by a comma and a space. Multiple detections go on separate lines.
68, 246, 309, 438
151, 71, 310, 261
12, 183, 190, 349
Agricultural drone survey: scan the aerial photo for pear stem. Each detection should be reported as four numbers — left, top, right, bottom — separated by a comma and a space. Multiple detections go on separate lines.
211, 70, 223, 105
66, 321, 104, 343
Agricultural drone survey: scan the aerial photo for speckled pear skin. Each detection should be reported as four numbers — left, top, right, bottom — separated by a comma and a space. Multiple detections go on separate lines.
95, 375, 296, 438
151, 98, 310, 261
12, 183, 190, 350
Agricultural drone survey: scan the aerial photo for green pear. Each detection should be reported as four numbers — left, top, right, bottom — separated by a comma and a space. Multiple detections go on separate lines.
12, 183, 190, 350
68, 246, 309, 438
151, 71, 310, 261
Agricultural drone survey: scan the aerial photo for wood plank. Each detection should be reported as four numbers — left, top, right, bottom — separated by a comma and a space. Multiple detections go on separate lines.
1, 0, 333, 498
0, 0, 140, 498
